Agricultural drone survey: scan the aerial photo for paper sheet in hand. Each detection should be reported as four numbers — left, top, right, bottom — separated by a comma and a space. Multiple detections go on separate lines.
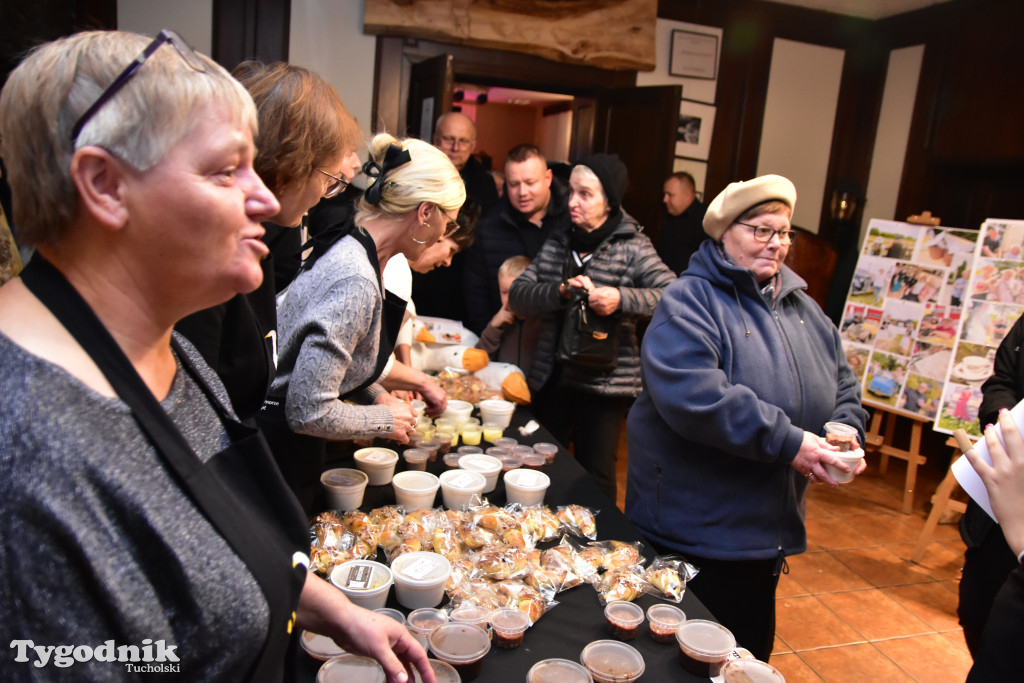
951, 397, 1024, 523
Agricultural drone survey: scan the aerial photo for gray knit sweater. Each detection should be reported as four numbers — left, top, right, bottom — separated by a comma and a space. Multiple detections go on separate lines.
0, 332, 268, 680
271, 233, 396, 439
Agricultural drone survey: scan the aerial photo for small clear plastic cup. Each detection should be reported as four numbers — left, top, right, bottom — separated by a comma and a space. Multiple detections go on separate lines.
532, 442, 558, 464
429, 623, 491, 682
493, 437, 518, 450
489, 607, 531, 649
403, 448, 429, 471
406, 607, 450, 638
527, 658, 594, 683
675, 619, 736, 678
579, 640, 645, 683
317, 654, 386, 683
646, 604, 686, 643
604, 601, 644, 641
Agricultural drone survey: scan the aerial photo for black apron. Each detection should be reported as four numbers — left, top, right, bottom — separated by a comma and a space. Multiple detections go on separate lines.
258, 226, 406, 513
20, 256, 308, 682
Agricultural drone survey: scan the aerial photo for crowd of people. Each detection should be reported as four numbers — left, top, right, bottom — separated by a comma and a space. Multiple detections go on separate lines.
24, 25, 1017, 682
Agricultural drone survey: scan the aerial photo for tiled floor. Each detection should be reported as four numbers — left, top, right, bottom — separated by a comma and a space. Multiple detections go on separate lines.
613, 426, 974, 682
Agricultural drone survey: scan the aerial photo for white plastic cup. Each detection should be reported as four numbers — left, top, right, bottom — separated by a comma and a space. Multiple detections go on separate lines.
320, 468, 368, 511
390, 551, 452, 609
440, 400, 474, 427
354, 447, 399, 486
824, 447, 865, 484
330, 560, 393, 610
458, 454, 502, 493
392, 470, 440, 511
504, 468, 551, 506
479, 399, 515, 428
439, 469, 487, 510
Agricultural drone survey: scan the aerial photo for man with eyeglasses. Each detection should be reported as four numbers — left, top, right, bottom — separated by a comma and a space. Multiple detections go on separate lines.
414, 112, 499, 323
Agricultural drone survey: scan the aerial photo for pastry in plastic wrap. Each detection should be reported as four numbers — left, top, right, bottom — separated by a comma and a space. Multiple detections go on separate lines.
643, 555, 699, 603
469, 544, 529, 580
473, 505, 518, 534
596, 567, 650, 604
600, 540, 644, 571
515, 506, 561, 544
556, 504, 598, 539
497, 579, 549, 623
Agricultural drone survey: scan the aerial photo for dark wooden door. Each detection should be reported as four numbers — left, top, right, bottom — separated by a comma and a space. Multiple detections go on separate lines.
406, 53, 454, 140
592, 85, 681, 238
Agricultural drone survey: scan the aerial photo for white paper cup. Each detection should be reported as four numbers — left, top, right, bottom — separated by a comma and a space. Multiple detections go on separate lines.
439, 469, 486, 510
479, 399, 515, 428
392, 470, 440, 511
390, 551, 452, 609
320, 468, 368, 511
458, 454, 502, 493
440, 400, 474, 427
330, 560, 393, 610
824, 447, 865, 484
354, 447, 399, 486
504, 468, 550, 506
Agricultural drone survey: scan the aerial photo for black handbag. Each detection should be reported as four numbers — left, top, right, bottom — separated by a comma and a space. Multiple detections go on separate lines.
556, 285, 621, 372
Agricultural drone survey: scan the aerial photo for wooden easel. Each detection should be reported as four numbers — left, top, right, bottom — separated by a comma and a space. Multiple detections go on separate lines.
864, 405, 931, 514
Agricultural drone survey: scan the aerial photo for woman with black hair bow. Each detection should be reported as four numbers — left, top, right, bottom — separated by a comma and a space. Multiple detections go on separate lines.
259, 134, 462, 511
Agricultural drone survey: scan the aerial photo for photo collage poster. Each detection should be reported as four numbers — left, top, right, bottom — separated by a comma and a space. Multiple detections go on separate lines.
841, 219, 980, 433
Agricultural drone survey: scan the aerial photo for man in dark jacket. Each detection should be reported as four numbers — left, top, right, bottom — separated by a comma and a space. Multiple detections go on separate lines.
463, 144, 571, 334
413, 112, 499, 322
655, 171, 707, 275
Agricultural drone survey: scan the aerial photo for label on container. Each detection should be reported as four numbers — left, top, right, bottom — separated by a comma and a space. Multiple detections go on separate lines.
402, 557, 438, 580
345, 565, 374, 589
325, 472, 362, 486
448, 473, 478, 489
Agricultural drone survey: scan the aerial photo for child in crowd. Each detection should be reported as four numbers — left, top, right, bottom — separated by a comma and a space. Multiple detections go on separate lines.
476, 255, 541, 375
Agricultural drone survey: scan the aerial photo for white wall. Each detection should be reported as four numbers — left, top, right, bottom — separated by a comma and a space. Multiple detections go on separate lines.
117, 0, 213, 55
861, 45, 925, 242
756, 38, 845, 234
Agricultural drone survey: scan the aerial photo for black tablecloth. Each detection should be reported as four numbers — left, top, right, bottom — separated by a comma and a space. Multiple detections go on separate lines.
297, 408, 717, 681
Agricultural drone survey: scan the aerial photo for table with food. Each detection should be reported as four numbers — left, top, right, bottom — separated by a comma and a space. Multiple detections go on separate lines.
296, 399, 783, 683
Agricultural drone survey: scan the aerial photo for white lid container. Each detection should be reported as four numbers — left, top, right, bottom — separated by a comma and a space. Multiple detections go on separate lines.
458, 453, 502, 493
479, 399, 515, 428
439, 469, 487, 510
330, 560, 393, 610
353, 447, 399, 486
503, 468, 551, 507
390, 551, 452, 609
392, 470, 440, 511
320, 468, 368, 511
440, 399, 474, 426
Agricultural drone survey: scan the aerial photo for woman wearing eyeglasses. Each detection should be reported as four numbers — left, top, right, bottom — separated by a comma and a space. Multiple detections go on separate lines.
625, 174, 868, 662
0, 31, 434, 683
176, 62, 363, 422
260, 134, 459, 512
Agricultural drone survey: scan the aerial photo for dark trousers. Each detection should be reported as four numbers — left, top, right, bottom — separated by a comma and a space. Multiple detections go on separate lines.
532, 380, 631, 502
647, 539, 781, 662
959, 522, 1018, 657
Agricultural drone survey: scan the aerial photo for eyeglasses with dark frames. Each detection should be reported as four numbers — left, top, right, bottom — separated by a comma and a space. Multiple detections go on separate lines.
71, 29, 207, 145
317, 168, 350, 199
736, 221, 796, 245
438, 205, 460, 238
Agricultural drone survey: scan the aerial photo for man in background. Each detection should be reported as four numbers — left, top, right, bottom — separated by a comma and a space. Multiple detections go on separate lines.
463, 144, 571, 334
413, 111, 500, 321
655, 171, 707, 275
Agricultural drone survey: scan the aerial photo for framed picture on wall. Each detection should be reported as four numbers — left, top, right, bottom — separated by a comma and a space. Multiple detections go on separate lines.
672, 158, 708, 201
669, 29, 719, 79
675, 99, 716, 161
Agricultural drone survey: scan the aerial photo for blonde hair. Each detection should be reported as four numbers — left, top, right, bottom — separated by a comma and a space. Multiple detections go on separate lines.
498, 255, 531, 280
0, 30, 256, 246
354, 133, 465, 225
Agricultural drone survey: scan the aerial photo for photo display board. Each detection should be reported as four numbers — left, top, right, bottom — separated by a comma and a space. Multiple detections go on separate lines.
841, 220, 981, 434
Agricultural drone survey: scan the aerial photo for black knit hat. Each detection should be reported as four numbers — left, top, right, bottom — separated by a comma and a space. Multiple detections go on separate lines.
575, 153, 628, 211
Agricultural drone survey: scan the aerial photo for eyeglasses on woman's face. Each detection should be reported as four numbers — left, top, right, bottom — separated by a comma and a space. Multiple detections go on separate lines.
317, 168, 350, 199
735, 221, 796, 245
437, 205, 460, 238
71, 29, 206, 145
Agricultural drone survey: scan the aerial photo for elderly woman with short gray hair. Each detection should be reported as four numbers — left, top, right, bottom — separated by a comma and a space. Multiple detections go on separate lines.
625, 174, 867, 662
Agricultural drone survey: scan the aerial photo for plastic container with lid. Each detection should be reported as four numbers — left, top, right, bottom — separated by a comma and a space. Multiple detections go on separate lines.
457, 445, 483, 455
479, 399, 515, 428
373, 607, 406, 624
406, 607, 450, 638
521, 454, 546, 470
481, 421, 505, 443
429, 623, 491, 682
675, 619, 736, 678
392, 470, 440, 511
458, 454, 502, 493
439, 469, 486, 509
646, 604, 686, 643
320, 468, 368, 511
532, 442, 558, 464
489, 607, 531, 649
493, 437, 518, 450
353, 447, 399, 486
442, 452, 463, 469
317, 654, 386, 683
503, 468, 551, 506
721, 657, 786, 682
390, 551, 452, 609
440, 400, 474, 427
412, 659, 462, 683
435, 431, 456, 454
498, 454, 523, 473
485, 447, 510, 458
604, 601, 644, 641
460, 423, 482, 446
329, 560, 393, 610
579, 639, 645, 683
414, 437, 441, 462
527, 658, 594, 683
402, 448, 429, 471
301, 631, 345, 661
449, 603, 491, 630
510, 445, 535, 457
